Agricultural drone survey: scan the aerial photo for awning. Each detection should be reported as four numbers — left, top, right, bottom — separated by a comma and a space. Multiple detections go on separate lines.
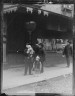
3, 4, 73, 20
3, 4, 73, 33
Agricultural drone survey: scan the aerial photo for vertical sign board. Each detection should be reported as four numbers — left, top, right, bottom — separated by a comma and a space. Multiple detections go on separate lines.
2, 4, 7, 65
3, 18, 7, 64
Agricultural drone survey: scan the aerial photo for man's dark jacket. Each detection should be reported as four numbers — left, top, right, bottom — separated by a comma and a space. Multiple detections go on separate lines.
63, 44, 72, 57
33, 45, 45, 62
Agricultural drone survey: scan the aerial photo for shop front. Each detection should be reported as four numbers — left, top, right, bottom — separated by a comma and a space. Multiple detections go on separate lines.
2, 4, 73, 65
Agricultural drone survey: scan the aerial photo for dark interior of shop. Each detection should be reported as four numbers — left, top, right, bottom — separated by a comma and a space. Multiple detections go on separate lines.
5, 8, 73, 53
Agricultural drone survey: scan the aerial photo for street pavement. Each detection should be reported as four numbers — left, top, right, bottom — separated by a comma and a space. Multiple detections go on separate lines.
2, 63, 72, 89
2, 68, 72, 95
2, 52, 73, 95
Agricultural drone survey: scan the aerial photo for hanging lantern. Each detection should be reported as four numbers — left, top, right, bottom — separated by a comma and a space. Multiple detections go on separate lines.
26, 7, 29, 13
26, 7, 33, 14
13, 7, 17, 12
3, 6, 17, 14
43, 11, 48, 16
38, 10, 41, 14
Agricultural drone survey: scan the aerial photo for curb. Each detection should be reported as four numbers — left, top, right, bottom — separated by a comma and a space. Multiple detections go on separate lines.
3, 72, 72, 91
3, 67, 72, 90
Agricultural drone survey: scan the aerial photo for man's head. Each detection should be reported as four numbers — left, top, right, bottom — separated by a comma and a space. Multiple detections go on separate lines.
66, 40, 71, 45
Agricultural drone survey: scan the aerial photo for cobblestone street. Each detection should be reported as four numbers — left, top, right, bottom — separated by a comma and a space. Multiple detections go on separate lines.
4, 74, 72, 95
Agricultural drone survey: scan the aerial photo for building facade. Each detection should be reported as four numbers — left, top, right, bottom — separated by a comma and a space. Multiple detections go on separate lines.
41, 4, 74, 18
2, 3, 73, 65
61, 4, 74, 17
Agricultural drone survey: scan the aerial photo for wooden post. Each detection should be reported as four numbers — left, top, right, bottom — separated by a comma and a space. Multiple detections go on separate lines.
1, 4, 7, 65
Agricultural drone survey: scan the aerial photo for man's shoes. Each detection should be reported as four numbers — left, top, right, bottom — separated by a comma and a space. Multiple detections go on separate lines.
29, 73, 33, 75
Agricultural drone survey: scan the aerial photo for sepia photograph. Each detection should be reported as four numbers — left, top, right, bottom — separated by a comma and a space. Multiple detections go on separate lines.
1, 0, 74, 95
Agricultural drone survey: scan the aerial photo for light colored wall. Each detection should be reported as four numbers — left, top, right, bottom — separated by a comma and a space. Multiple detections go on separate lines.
41, 4, 74, 17
41, 4, 62, 14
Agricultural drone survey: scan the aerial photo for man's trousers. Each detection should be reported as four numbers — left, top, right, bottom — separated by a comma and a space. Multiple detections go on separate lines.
66, 56, 70, 67
25, 57, 33, 75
